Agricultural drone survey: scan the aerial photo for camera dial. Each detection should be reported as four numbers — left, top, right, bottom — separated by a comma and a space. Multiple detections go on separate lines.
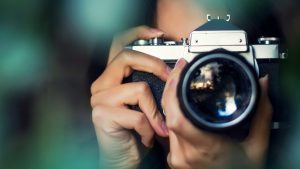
149, 37, 164, 45
133, 39, 149, 46
258, 37, 280, 45
127, 18, 282, 133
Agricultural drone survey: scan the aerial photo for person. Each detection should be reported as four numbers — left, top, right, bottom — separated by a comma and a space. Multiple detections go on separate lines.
89, 0, 283, 168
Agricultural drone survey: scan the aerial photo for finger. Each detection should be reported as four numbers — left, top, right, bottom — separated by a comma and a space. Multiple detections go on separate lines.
162, 58, 190, 135
91, 49, 171, 93
242, 75, 272, 164
167, 131, 190, 169
162, 58, 222, 142
91, 82, 169, 137
108, 26, 164, 63
92, 105, 155, 147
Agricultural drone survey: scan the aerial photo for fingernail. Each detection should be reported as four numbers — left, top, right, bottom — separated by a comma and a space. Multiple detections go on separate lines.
166, 66, 172, 75
149, 28, 164, 35
175, 59, 181, 67
260, 74, 269, 84
259, 74, 269, 93
175, 58, 186, 68
161, 121, 169, 135
263, 74, 269, 80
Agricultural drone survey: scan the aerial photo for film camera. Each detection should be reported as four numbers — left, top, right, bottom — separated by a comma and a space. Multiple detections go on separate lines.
126, 17, 286, 136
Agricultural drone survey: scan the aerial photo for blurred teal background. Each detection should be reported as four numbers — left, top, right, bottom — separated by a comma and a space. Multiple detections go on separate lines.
0, 1, 147, 168
0, 0, 299, 169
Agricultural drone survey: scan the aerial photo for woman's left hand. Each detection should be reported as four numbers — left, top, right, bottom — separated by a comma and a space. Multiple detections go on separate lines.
161, 58, 272, 169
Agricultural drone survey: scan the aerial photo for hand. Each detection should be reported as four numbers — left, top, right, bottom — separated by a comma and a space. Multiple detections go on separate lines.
90, 26, 169, 169
162, 58, 272, 169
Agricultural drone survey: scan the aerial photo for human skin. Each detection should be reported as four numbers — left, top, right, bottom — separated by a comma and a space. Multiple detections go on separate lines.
91, 0, 273, 169
91, 26, 170, 169
162, 59, 271, 169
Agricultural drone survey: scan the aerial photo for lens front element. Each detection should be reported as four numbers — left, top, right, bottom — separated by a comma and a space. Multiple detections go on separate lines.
179, 51, 258, 130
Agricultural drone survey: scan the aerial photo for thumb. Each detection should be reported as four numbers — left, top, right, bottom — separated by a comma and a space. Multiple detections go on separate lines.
242, 75, 273, 166
108, 26, 164, 63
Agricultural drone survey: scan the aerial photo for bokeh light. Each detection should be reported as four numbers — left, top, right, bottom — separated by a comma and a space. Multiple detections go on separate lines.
0, 1, 299, 169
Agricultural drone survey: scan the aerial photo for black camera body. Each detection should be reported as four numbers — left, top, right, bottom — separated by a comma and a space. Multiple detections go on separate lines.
126, 19, 286, 139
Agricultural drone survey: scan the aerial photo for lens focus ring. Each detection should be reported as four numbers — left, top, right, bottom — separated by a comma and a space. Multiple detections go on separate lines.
178, 50, 259, 130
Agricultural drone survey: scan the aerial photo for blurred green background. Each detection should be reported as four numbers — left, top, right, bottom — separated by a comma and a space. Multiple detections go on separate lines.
0, 0, 299, 169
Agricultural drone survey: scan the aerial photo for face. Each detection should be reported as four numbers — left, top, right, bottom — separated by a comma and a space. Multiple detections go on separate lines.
156, 0, 227, 41
154, 0, 228, 154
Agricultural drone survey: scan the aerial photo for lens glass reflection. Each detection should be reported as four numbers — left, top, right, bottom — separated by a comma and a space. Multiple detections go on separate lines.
188, 59, 252, 124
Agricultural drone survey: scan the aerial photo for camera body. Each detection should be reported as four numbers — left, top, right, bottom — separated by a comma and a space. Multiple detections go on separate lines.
129, 19, 282, 72
126, 19, 285, 138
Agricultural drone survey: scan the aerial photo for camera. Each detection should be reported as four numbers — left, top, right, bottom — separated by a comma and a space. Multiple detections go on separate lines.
126, 18, 286, 137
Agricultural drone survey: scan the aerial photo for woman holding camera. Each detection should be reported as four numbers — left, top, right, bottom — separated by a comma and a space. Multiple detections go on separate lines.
89, 0, 281, 168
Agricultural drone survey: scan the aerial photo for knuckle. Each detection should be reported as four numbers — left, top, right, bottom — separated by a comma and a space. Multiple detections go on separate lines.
92, 107, 116, 134
167, 114, 183, 132
90, 95, 96, 108
90, 80, 99, 94
167, 157, 174, 168
135, 113, 147, 126
167, 153, 176, 168
112, 49, 127, 64
92, 106, 106, 126
157, 62, 166, 72
149, 58, 164, 71
115, 49, 134, 77
118, 49, 133, 62
136, 82, 150, 93
168, 153, 187, 169
90, 93, 103, 108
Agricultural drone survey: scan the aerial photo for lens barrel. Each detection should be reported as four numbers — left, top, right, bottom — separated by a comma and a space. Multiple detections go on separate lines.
178, 50, 259, 130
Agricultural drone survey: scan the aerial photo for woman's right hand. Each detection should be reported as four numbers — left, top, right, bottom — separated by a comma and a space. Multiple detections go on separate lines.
90, 26, 170, 169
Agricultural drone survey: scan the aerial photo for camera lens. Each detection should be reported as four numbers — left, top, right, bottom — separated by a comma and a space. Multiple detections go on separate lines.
178, 51, 258, 130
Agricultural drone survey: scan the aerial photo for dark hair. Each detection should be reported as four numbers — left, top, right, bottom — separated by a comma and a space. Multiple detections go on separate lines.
87, 1, 284, 168
88, 0, 284, 86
